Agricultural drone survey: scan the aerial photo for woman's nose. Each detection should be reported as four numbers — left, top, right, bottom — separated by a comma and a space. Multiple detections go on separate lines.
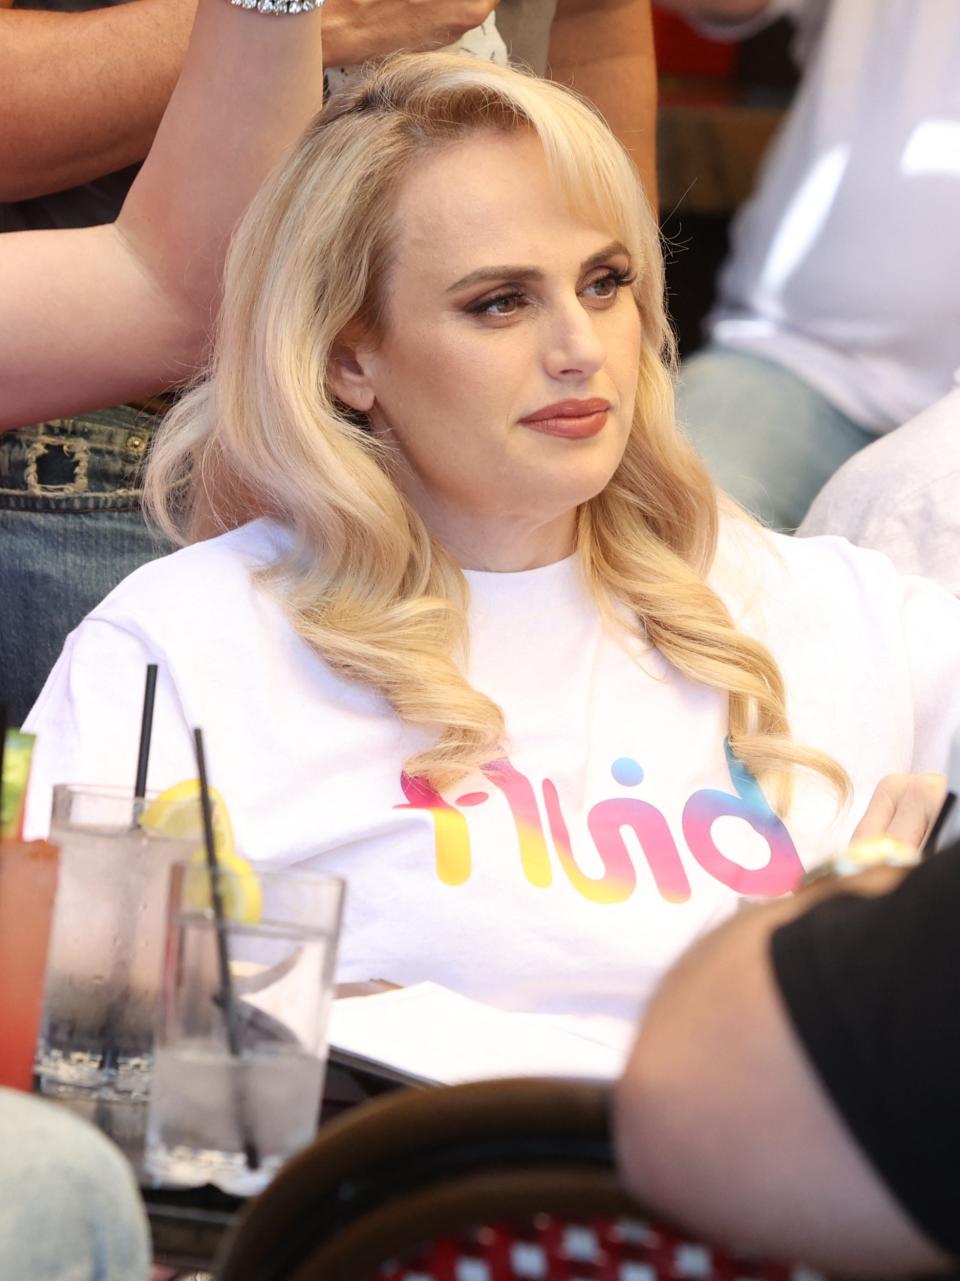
542, 300, 606, 381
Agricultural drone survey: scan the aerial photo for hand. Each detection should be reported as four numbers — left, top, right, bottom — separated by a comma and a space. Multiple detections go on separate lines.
322, 0, 499, 67
850, 772, 947, 853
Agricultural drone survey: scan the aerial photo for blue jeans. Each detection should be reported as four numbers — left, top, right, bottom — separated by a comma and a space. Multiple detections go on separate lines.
0, 1089, 150, 1280
0, 408, 173, 725
677, 345, 875, 532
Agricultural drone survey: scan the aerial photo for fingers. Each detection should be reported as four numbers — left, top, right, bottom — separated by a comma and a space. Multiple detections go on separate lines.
850, 773, 947, 850
850, 782, 897, 845
885, 774, 946, 847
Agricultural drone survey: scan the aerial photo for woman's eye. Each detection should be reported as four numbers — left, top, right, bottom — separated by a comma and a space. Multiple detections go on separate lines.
590, 275, 618, 297
583, 270, 633, 301
474, 291, 525, 317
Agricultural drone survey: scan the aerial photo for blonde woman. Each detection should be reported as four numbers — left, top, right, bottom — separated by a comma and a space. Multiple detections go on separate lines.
23, 55, 960, 1022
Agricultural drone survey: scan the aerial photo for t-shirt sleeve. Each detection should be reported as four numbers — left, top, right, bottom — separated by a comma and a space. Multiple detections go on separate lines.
21, 618, 196, 839
771, 851, 960, 1255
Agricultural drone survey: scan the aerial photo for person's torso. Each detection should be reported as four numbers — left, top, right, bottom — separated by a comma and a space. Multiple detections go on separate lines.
60, 519, 938, 1020
712, 0, 960, 430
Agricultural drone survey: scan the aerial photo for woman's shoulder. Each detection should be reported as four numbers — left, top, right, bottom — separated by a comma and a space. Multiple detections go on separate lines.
711, 512, 930, 632
716, 510, 905, 581
88, 519, 290, 627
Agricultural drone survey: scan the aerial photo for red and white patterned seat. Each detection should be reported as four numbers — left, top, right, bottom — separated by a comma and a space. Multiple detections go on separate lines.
378, 1215, 823, 1281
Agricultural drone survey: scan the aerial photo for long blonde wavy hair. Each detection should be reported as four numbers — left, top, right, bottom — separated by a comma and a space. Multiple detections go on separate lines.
146, 52, 848, 811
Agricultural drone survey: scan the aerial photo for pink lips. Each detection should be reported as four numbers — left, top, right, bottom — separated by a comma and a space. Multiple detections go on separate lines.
519, 398, 611, 439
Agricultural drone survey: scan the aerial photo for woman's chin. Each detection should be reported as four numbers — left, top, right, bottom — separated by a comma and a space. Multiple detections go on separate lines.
540, 455, 624, 510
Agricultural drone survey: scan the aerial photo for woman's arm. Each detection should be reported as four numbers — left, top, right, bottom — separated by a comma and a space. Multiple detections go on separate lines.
0, 0, 324, 430
546, 0, 657, 206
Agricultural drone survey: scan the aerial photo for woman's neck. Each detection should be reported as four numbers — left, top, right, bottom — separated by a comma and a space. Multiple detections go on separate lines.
434, 510, 577, 573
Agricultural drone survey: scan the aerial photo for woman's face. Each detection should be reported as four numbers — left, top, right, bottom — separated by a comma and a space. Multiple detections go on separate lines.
333, 129, 644, 569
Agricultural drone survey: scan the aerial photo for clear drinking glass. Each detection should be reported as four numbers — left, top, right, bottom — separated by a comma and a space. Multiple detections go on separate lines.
37, 785, 200, 1105
145, 861, 344, 1196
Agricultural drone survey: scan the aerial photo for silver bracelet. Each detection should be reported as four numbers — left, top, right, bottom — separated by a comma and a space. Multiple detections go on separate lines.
230, 0, 322, 13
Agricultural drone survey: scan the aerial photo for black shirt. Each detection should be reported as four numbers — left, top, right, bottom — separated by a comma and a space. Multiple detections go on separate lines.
771, 846, 960, 1255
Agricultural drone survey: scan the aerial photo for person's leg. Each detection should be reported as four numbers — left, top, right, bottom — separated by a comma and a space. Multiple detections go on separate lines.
677, 345, 875, 532
0, 1089, 150, 1280
0, 407, 174, 725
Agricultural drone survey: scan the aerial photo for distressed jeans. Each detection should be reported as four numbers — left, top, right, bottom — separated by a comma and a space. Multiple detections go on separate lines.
0, 407, 173, 726
0, 1089, 150, 1280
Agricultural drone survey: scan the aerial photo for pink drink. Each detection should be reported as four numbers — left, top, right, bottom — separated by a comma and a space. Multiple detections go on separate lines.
0, 840, 59, 1091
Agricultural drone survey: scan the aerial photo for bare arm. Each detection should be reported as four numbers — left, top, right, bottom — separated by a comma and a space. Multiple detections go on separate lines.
546, 0, 657, 206
0, 0, 196, 201
614, 868, 951, 1275
0, 0, 324, 430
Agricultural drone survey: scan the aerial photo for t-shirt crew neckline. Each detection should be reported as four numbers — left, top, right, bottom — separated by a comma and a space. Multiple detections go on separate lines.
463, 552, 595, 618
464, 552, 580, 587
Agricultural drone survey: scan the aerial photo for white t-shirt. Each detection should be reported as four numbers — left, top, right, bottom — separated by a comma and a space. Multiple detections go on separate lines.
23, 518, 960, 1020
799, 383, 960, 596
703, 0, 960, 433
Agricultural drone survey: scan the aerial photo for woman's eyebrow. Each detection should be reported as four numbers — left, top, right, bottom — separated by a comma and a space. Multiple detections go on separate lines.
445, 241, 631, 294
581, 241, 631, 272
446, 265, 543, 293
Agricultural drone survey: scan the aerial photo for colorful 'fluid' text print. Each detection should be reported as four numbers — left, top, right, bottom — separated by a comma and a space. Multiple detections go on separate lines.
394, 742, 802, 902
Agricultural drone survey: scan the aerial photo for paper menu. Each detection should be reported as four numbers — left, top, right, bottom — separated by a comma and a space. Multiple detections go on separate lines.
328, 982, 635, 1087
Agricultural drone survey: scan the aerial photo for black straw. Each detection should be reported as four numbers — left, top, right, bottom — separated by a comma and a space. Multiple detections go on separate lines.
193, 727, 260, 1171
101, 667, 160, 1075
133, 665, 158, 805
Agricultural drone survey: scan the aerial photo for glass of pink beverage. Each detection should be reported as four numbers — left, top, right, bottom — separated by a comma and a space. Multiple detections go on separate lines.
0, 840, 59, 1091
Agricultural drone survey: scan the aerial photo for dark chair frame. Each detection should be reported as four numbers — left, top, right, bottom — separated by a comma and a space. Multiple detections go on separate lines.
215, 1078, 638, 1280
213, 1077, 817, 1281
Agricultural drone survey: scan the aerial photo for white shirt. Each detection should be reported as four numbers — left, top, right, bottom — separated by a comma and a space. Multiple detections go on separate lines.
800, 383, 960, 596
23, 518, 960, 1019
702, 0, 960, 432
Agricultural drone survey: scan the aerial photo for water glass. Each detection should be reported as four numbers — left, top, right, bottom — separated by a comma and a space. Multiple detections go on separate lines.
145, 861, 344, 1196
37, 785, 200, 1105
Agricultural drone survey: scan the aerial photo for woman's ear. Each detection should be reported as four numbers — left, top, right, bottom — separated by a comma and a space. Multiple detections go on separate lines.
327, 336, 376, 413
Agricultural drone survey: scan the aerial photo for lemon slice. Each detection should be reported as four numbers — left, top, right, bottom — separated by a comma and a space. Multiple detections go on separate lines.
141, 780, 262, 925
139, 779, 234, 853
184, 845, 264, 926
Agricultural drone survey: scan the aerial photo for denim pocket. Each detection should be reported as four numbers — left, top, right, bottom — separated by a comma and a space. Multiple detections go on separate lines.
0, 406, 161, 514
